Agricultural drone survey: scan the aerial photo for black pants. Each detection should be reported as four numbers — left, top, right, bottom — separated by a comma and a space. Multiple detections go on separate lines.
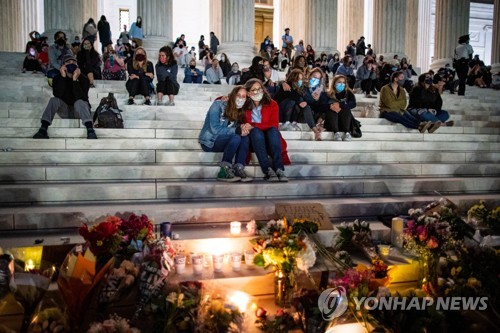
360, 79, 376, 94
126, 76, 152, 98
455, 60, 469, 95
346, 75, 356, 89
23, 58, 41, 71
157, 78, 179, 95
325, 108, 352, 133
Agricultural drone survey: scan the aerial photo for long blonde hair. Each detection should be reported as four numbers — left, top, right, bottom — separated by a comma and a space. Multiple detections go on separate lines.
132, 46, 148, 71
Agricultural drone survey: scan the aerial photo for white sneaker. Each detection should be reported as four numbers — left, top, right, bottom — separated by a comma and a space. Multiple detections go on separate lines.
334, 132, 343, 141
291, 122, 302, 131
280, 121, 291, 131
344, 132, 352, 141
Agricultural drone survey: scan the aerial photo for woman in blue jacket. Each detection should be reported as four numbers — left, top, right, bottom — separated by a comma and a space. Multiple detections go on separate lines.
155, 46, 180, 105
199, 86, 253, 182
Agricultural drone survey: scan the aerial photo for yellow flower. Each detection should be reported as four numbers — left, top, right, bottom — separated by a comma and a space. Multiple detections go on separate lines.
466, 277, 481, 289
97, 240, 103, 246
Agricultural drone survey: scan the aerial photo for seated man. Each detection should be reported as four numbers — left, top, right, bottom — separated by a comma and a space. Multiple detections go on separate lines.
183, 58, 203, 84
204, 59, 224, 84
33, 55, 97, 139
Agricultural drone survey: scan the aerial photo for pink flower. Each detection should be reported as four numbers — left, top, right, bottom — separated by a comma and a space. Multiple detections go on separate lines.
417, 226, 428, 241
275, 308, 285, 317
255, 307, 267, 318
427, 236, 439, 249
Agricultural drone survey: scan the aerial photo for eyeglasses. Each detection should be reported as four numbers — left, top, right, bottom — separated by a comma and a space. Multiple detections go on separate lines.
250, 88, 263, 93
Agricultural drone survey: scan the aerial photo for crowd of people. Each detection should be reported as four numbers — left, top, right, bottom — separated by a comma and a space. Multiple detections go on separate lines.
24, 21, 498, 182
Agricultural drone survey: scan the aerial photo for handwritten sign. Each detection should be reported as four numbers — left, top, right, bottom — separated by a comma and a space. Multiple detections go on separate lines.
275, 203, 332, 230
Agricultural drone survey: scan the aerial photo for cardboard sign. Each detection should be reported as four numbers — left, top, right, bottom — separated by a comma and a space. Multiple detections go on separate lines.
275, 203, 332, 230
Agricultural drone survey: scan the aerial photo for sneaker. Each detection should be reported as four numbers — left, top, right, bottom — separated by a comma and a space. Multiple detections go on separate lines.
280, 121, 291, 131
169, 101, 175, 106
365, 94, 377, 99
233, 165, 253, 182
371, 90, 378, 96
344, 132, 352, 141
291, 122, 301, 131
217, 165, 241, 182
444, 120, 454, 127
265, 168, 279, 182
33, 129, 49, 139
418, 122, 432, 133
334, 132, 343, 141
90, 83, 96, 88
427, 121, 441, 133
276, 169, 289, 182
128, 98, 135, 105
87, 130, 98, 139
144, 99, 152, 106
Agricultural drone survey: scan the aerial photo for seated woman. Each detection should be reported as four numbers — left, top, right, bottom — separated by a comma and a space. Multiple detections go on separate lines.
328, 53, 341, 74
274, 69, 306, 132
407, 73, 452, 132
303, 67, 331, 136
102, 43, 126, 81
219, 53, 232, 77
379, 71, 429, 132
126, 47, 154, 105
23, 45, 42, 73
326, 75, 356, 141
467, 64, 488, 88
240, 56, 265, 84
356, 56, 377, 98
244, 78, 289, 182
183, 58, 203, 84
198, 85, 253, 182
305, 44, 315, 66
76, 37, 102, 87
226, 62, 241, 85
286, 55, 308, 77
278, 48, 289, 71
155, 46, 179, 105
335, 56, 355, 89
204, 59, 224, 84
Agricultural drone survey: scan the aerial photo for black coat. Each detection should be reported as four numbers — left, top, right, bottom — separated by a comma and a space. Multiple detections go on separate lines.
52, 74, 90, 106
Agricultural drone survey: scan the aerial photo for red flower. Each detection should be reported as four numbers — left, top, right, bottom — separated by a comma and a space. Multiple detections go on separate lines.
255, 306, 267, 318
427, 236, 439, 249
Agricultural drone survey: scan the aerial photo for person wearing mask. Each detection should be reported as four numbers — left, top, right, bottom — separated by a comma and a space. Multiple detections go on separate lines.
76, 37, 102, 88
335, 56, 355, 88
406, 73, 452, 133
199, 86, 253, 182
183, 58, 203, 84
326, 75, 356, 141
174, 34, 186, 48
38, 43, 50, 74
82, 18, 97, 44
260, 36, 271, 54
245, 79, 289, 182
97, 15, 111, 54
126, 47, 154, 105
278, 48, 289, 71
33, 54, 96, 140
210, 31, 219, 54
219, 53, 231, 77
119, 25, 130, 45
328, 53, 341, 74
303, 68, 331, 135
102, 42, 126, 81
47, 31, 73, 81
380, 71, 429, 132
129, 16, 145, 47
282, 28, 294, 60
156, 46, 179, 105
173, 41, 189, 68
198, 35, 205, 59
453, 34, 473, 96
240, 56, 265, 84
274, 69, 306, 132
226, 62, 242, 85
23, 44, 42, 73
70, 35, 81, 55
204, 59, 224, 84
356, 56, 377, 98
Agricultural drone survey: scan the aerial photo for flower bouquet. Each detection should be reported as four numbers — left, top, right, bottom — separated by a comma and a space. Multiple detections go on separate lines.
27, 298, 70, 333
255, 307, 300, 333
86, 314, 140, 333
196, 293, 244, 333
467, 200, 500, 234
119, 214, 155, 259
335, 220, 377, 260
98, 259, 139, 305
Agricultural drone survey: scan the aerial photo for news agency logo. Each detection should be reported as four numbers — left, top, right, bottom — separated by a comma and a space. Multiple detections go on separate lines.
318, 287, 349, 320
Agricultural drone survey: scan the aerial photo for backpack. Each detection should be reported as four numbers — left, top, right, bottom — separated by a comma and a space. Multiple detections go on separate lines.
350, 117, 362, 138
93, 93, 124, 128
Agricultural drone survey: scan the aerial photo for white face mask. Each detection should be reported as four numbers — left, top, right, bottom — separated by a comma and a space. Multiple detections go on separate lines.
250, 92, 263, 102
235, 98, 246, 108
221, 56, 225, 61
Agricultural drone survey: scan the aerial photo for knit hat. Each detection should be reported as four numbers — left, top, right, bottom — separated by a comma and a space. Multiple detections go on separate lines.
62, 54, 77, 63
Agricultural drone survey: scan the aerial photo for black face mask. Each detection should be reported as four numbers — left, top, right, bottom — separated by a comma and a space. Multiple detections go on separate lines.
66, 63, 78, 73
135, 54, 146, 61
425, 78, 433, 85
56, 38, 66, 46
189, 65, 196, 69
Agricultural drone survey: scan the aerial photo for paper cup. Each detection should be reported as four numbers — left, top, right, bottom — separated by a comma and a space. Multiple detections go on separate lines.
174, 255, 186, 274
231, 252, 242, 271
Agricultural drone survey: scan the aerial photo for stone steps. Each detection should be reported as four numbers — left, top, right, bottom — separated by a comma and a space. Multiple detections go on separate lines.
1, 176, 498, 205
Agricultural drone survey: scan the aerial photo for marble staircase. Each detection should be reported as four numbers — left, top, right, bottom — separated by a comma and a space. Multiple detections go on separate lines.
0, 53, 499, 246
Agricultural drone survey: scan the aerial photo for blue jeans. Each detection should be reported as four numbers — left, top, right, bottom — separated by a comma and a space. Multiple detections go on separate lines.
381, 111, 421, 129
201, 134, 249, 167
249, 127, 283, 173
407, 108, 450, 123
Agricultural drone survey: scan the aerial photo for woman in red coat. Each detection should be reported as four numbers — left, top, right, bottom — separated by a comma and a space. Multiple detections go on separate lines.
244, 78, 289, 182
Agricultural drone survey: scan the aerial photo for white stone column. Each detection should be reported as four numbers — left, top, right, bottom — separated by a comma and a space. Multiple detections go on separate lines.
210, 0, 222, 40
337, 0, 364, 53
218, 0, 255, 66
430, 0, 470, 71
363, 0, 373, 46
280, 0, 307, 46
138, 0, 173, 55
492, 0, 500, 73
0, 0, 22, 52
405, 0, 432, 74
373, 0, 407, 59
306, 0, 339, 54
44, 0, 98, 42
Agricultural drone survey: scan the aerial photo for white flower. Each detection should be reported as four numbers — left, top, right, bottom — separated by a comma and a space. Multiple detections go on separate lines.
340, 222, 347, 228
276, 219, 286, 229
296, 237, 316, 271
361, 221, 368, 228
166, 292, 178, 304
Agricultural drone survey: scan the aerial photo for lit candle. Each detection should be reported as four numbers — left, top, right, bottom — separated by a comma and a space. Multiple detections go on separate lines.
212, 253, 224, 273
378, 244, 391, 257
230, 221, 241, 235
391, 217, 404, 248
231, 252, 242, 271
228, 291, 250, 313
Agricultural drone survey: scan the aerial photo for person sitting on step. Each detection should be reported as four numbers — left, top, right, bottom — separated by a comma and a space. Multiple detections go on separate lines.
379, 71, 430, 133
33, 54, 97, 140
198, 85, 253, 182
76, 37, 102, 88
46, 31, 73, 83
155, 46, 179, 105
126, 46, 154, 105
302, 67, 331, 137
183, 58, 203, 84
244, 78, 290, 182
102, 42, 126, 81
356, 56, 378, 98
326, 75, 356, 141
204, 58, 224, 84
335, 55, 355, 89
226, 62, 241, 85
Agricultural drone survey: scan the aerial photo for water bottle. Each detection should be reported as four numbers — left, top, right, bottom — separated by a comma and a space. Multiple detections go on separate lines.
110, 54, 115, 67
